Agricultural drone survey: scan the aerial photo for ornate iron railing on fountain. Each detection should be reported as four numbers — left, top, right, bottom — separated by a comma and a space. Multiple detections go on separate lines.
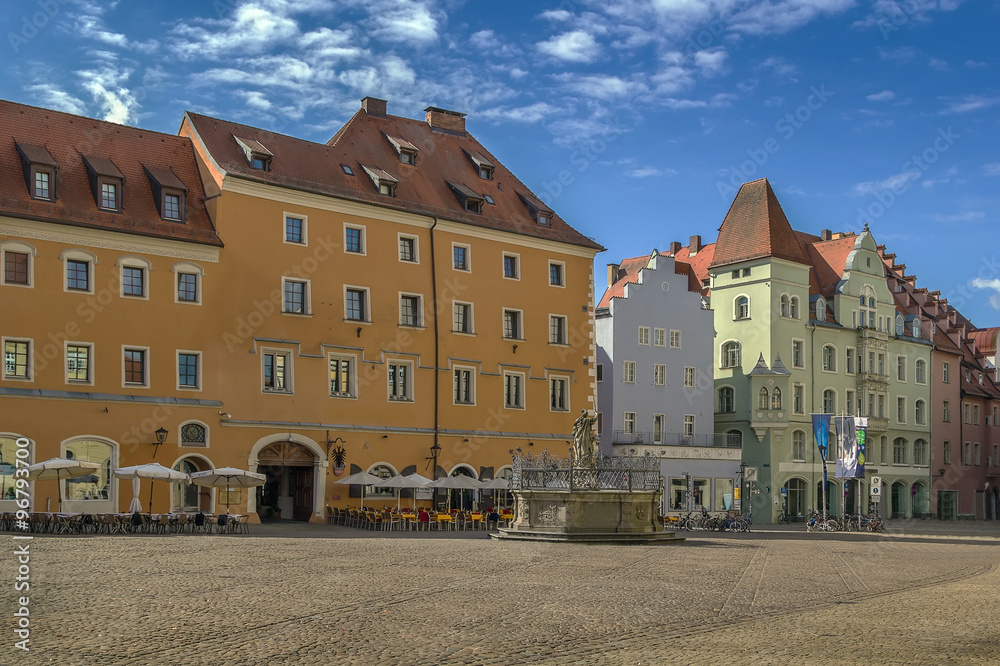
510, 448, 663, 492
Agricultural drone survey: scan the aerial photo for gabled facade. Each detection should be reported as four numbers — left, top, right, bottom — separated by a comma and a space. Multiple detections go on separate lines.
596, 250, 738, 514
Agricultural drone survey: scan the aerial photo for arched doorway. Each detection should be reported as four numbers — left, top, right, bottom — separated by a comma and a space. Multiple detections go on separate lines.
257, 441, 317, 521
989, 487, 998, 521
171, 456, 213, 513
816, 479, 833, 515
448, 465, 478, 511
891, 481, 907, 519
785, 478, 806, 520
844, 479, 862, 516
912, 482, 929, 518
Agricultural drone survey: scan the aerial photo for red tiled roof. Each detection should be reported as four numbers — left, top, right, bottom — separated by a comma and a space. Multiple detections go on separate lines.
0, 99, 220, 246
807, 235, 858, 298
597, 254, 653, 308
673, 243, 716, 295
184, 106, 602, 251
709, 178, 810, 269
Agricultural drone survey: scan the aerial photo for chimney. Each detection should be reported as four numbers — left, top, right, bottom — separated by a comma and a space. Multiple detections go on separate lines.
424, 106, 466, 134
669, 241, 682, 256
689, 235, 702, 256
361, 97, 387, 117
607, 263, 621, 288
820, 229, 832, 241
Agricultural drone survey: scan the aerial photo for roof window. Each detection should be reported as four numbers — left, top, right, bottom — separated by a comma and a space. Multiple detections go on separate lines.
362, 165, 398, 197
517, 192, 552, 226
341, 164, 355, 176
15, 142, 59, 202
82, 155, 124, 213
385, 134, 418, 165
234, 136, 273, 171
466, 150, 495, 180
447, 182, 484, 214
144, 166, 188, 223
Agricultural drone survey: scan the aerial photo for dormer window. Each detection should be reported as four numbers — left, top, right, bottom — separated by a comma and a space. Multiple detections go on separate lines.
144, 166, 188, 223
362, 165, 398, 197
517, 192, 552, 226
465, 150, 495, 180
234, 136, 273, 171
446, 182, 483, 214
82, 155, 124, 213
385, 134, 418, 166
16, 142, 59, 202
341, 164, 355, 176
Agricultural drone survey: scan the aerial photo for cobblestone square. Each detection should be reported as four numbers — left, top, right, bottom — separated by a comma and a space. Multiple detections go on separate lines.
3, 525, 999, 665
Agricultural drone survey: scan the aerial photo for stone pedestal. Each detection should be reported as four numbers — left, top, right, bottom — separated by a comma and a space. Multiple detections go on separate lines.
492, 489, 683, 544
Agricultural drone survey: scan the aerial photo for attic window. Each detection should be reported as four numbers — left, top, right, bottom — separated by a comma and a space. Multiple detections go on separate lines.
385, 134, 419, 166
484, 194, 495, 205
516, 192, 552, 226
362, 165, 398, 197
466, 151, 495, 180
341, 164, 354, 176
233, 136, 273, 171
144, 166, 188, 223
446, 181, 483, 214
16, 143, 59, 202
82, 155, 124, 213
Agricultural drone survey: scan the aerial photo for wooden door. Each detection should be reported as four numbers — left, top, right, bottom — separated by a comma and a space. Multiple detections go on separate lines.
292, 467, 314, 522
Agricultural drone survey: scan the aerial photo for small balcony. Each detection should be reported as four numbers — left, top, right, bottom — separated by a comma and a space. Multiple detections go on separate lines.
611, 431, 742, 448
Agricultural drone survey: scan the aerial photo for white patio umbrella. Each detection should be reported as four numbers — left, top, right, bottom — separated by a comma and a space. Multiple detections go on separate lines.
332, 471, 384, 508
27, 458, 101, 511
430, 475, 483, 511
375, 473, 430, 510
189, 467, 266, 515
114, 463, 189, 514
480, 477, 511, 510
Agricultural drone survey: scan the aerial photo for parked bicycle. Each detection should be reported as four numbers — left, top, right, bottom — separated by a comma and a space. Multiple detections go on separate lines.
805, 511, 839, 532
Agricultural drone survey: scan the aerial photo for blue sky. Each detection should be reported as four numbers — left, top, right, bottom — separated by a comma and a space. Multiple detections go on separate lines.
4, 0, 999, 325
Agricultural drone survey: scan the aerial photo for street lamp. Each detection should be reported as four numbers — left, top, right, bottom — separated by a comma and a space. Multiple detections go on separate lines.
152, 427, 168, 460
428, 442, 441, 480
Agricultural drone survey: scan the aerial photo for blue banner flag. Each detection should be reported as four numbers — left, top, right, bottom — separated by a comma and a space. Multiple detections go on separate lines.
854, 417, 868, 478
812, 413, 831, 460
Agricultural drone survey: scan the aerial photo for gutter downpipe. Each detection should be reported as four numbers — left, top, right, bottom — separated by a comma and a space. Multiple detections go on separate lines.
431, 217, 440, 483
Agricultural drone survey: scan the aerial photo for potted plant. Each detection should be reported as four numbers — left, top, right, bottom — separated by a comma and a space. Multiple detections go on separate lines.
330, 444, 347, 476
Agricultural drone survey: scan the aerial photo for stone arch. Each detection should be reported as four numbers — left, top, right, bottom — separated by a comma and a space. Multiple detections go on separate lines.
169, 453, 215, 513
248, 433, 327, 522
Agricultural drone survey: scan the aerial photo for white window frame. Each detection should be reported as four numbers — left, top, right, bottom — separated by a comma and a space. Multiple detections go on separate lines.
503, 370, 525, 409
176, 350, 203, 391
344, 223, 367, 255
399, 292, 424, 328
897, 396, 906, 424
683, 414, 695, 438
122, 345, 150, 389
792, 429, 806, 461
734, 294, 750, 320
282, 276, 311, 315
344, 285, 371, 323
721, 340, 741, 369
821, 344, 837, 373
398, 233, 419, 263
548, 260, 566, 287
502, 308, 523, 340
283, 212, 308, 246
623, 412, 636, 435
65, 341, 94, 386
792, 339, 805, 369
915, 358, 927, 384
261, 348, 293, 394
60, 249, 98, 295
386, 359, 413, 402
0, 240, 36, 288
684, 366, 696, 388
793, 383, 804, 414
653, 414, 664, 444
653, 328, 666, 347
328, 353, 358, 399
638, 326, 650, 346
502, 252, 520, 280
596, 363, 603, 383
549, 374, 570, 412
653, 363, 666, 386
790, 295, 800, 319
549, 314, 568, 345
452, 242, 471, 272
845, 346, 856, 375
452, 301, 474, 335
118, 256, 151, 300
172, 262, 204, 305
670, 330, 681, 349
2, 337, 33, 382
896, 354, 907, 383
453, 364, 476, 406
915, 399, 926, 425
623, 360, 636, 384
719, 385, 735, 413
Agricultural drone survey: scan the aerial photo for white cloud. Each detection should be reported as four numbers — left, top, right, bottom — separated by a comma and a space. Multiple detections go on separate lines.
26, 84, 88, 116
939, 95, 1000, 114
509, 68, 528, 79
629, 167, 675, 178
537, 30, 601, 63
539, 9, 573, 22
866, 90, 896, 102
878, 46, 919, 62
299, 27, 365, 60
694, 49, 728, 76
854, 0, 963, 30
758, 56, 798, 79
369, 0, 439, 44
928, 57, 949, 71
76, 64, 139, 124
965, 60, 987, 68
919, 165, 958, 189
932, 211, 984, 222
852, 170, 920, 196
662, 93, 736, 110
480, 103, 556, 124
970, 278, 1000, 310
554, 74, 646, 100
242, 91, 273, 111
171, 3, 300, 59
728, 0, 855, 35
984, 163, 1000, 176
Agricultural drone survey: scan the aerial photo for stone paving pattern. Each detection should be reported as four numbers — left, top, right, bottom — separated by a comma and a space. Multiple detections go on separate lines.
3, 525, 998, 665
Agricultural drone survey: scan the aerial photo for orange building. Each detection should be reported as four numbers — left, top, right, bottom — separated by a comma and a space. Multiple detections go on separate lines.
1, 97, 603, 521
